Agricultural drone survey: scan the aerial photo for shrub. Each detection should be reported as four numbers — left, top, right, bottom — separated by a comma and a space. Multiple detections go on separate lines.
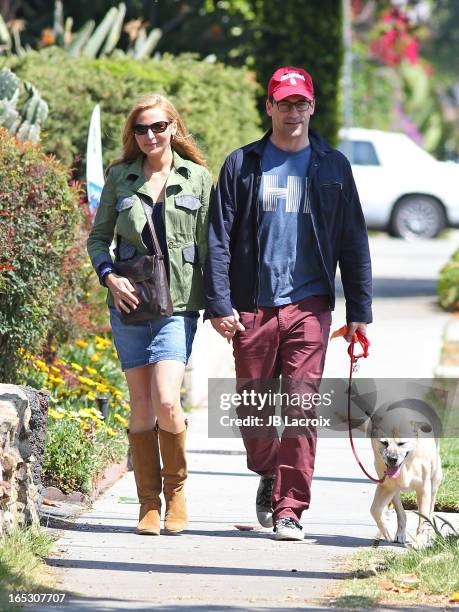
438, 249, 459, 311
252, 0, 343, 145
42, 418, 127, 494
7, 48, 262, 178
0, 128, 82, 382
43, 419, 97, 493
23, 332, 129, 493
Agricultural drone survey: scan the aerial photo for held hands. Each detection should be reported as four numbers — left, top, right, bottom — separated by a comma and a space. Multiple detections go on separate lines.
105, 273, 139, 313
210, 311, 245, 343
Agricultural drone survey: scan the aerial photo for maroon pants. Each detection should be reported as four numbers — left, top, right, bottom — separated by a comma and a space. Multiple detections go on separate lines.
232, 295, 332, 522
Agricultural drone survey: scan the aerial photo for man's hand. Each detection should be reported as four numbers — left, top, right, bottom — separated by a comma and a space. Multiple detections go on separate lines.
343, 322, 367, 343
210, 314, 245, 343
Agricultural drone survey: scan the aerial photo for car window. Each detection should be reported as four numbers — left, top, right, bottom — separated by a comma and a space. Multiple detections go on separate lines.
339, 140, 381, 166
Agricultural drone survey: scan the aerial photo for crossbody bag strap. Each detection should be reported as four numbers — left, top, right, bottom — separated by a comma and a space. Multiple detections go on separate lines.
137, 193, 164, 258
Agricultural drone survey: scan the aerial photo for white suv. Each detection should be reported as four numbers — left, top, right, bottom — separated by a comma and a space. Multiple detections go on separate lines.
338, 127, 459, 239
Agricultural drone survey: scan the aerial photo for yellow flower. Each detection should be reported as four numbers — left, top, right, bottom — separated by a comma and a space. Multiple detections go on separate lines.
87, 391, 96, 401
95, 335, 111, 347
48, 408, 64, 420
105, 427, 117, 437
114, 413, 129, 427
96, 383, 109, 394
90, 353, 100, 363
71, 362, 83, 372
75, 339, 89, 348
86, 366, 97, 376
87, 408, 102, 419
34, 359, 49, 372
77, 375, 96, 387
78, 409, 94, 419
48, 375, 65, 385
51, 366, 61, 374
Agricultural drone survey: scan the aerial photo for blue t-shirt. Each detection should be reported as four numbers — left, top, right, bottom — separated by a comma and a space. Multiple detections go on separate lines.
258, 140, 328, 307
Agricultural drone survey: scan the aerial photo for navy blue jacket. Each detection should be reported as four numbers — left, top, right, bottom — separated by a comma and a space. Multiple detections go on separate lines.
204, 130, 372, 323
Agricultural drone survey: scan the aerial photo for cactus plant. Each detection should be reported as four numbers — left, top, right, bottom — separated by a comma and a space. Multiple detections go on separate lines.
22, 82, 49, 124
53, 0, 65, 47
16, 120, 41, 143
67, 20, 96, 57
100, 3, 126, 56
134, 27, 162, 60
0, 1, 162, 61
0, 14, 12, 53
0, 68, 20, 134
82, 6, 121, 58
0, 102, 20, 134
0, 67, 20, 102
0, 68, 48, 143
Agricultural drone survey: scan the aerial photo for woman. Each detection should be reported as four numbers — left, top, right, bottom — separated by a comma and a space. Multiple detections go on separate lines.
87, 94, 212, 536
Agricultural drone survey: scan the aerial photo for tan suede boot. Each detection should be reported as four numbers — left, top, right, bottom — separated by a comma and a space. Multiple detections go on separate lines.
158, 426, 188, 533
128, 429, 162, 535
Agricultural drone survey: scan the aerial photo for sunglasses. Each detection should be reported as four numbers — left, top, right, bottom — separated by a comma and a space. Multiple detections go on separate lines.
133, 120, 172, 135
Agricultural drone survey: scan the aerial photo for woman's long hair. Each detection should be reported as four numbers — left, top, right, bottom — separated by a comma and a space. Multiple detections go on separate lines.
107, 94, 207, 174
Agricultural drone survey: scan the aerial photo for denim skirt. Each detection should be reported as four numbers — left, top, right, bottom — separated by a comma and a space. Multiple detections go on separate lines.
109, 307, 199, 371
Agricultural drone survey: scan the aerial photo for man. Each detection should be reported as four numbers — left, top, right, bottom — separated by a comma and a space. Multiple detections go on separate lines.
204, 66, 372, 540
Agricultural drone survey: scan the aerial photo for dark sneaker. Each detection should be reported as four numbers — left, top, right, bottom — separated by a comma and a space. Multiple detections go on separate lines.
256, 476, 274, 528
274, 517, 304, 541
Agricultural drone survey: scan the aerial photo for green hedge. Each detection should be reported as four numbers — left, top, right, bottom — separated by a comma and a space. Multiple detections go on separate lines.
252, 0, 343, 145
7, 48, 262, 178
0, 129, 82, 382
438, 249, 459, 311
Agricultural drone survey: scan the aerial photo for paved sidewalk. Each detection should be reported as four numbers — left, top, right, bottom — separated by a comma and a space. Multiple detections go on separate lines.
39, 409, 457, 611
36, 235, 459, 611
38, 412, 381, 610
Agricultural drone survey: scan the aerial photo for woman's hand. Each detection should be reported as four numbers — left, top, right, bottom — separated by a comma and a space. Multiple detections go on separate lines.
105, 273, 139, 313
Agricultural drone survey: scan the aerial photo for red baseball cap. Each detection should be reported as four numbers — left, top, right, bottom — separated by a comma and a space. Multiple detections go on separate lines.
267, 66, 314, 102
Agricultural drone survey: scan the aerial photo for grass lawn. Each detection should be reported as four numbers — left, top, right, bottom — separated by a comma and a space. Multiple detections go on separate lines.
332, 438, 459, 609
0, 525, 55, 610
333, 530, 459, 609
401, 438, 459, 512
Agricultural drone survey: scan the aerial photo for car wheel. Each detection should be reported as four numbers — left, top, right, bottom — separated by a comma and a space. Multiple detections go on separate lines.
390, 196, 446, 239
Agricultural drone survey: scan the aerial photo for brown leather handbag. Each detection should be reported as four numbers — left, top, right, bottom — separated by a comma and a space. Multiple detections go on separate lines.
114, 196, 173, 324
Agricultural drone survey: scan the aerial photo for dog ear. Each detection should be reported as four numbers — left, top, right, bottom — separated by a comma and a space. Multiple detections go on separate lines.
412, 420, 433, 434
388, 398, 442, 437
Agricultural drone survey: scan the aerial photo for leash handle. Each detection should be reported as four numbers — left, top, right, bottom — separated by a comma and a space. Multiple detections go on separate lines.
347, 328, 370, 360
347, 331, 385, 485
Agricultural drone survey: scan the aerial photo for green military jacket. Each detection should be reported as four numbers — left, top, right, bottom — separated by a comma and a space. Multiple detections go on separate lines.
87, 151, 213, 311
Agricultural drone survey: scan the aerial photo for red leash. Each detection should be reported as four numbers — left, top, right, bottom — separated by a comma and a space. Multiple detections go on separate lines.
346, 330, 385, 484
